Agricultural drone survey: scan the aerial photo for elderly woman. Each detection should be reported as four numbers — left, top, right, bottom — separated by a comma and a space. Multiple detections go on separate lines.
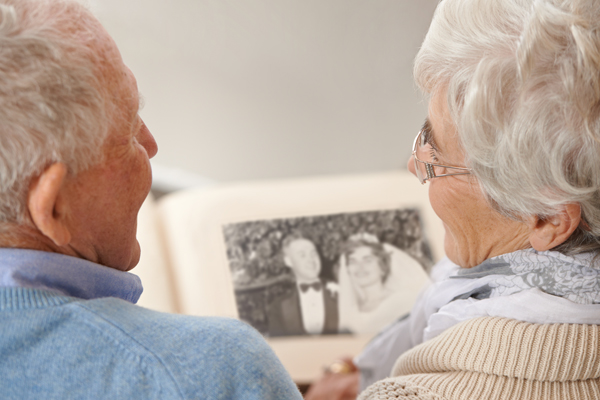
308, 0, 600, 399
356, 0, 600, 398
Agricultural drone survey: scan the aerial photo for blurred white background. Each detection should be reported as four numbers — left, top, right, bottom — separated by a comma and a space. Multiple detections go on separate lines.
91, 0, 439, 190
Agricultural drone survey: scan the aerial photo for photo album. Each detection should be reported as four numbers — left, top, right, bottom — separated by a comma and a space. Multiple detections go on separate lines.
134, 171, 445, 382
222, 209, 433, 337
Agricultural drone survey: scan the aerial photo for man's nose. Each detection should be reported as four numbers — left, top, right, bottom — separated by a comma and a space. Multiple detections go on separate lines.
139, 122, 158, 159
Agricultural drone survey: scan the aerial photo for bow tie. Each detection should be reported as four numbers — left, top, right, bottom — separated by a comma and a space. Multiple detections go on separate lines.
299, 281, 322, 293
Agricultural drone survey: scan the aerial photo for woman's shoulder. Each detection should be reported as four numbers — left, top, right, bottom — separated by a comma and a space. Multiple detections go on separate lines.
395, 317, 600, 381
361, 317, 600, 400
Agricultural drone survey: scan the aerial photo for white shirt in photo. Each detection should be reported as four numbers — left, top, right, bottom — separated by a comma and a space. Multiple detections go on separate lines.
297, 282, 325, 334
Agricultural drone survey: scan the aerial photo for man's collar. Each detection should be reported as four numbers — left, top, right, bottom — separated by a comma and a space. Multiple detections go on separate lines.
0, 248, 142, 303
299, 281, 322, 293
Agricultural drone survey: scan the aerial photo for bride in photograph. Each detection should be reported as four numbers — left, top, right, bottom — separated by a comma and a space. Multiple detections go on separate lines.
338, 233, 426, 334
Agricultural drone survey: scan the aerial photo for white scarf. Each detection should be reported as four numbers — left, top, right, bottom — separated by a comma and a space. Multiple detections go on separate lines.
355, 248, 600, 390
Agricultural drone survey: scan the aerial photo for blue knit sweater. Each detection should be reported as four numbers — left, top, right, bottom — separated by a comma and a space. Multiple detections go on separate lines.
0, 250, 302, 399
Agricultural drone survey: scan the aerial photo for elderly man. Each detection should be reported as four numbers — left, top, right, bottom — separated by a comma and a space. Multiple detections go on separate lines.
0, 1, 302, 399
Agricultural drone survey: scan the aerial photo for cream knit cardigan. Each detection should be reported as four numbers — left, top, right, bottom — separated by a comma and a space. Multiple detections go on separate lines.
358, 317, 600, 400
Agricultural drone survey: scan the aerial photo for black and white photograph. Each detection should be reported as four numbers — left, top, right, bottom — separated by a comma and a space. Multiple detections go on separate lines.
222, 208, 434, 337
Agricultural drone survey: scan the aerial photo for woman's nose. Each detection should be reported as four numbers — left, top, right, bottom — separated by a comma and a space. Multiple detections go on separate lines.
407, 155, 417, 176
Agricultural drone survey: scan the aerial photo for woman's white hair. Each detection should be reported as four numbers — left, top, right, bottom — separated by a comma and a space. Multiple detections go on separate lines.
0, 0, 111, 224
415, 0, 600, 253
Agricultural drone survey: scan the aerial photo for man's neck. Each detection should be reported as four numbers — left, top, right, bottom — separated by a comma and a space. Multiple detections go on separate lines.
0, 223, 63, 254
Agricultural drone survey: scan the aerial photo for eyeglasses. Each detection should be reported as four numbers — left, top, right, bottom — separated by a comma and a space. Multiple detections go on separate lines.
412, 128, 472, 185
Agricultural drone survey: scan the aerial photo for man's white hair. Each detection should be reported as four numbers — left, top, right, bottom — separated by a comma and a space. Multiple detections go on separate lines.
414, 0, 600, 253
0, 0, 111, 224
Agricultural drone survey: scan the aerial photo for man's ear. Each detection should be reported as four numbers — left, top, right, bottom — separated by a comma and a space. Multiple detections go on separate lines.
528, 204, 581, 251
28, 163, 71, 247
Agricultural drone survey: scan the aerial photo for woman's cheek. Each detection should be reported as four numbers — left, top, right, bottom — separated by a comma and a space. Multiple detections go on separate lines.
428, 181, 466, 265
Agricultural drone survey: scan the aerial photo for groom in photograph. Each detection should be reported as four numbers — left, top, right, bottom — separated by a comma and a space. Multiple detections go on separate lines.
268, 233, 339, 336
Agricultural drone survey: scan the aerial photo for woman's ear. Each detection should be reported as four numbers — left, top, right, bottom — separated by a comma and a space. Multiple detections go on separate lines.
28, 163, 71, 246
528, 204, 581, 251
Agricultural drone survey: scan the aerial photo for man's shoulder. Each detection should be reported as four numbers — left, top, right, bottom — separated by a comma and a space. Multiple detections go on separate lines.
54, 297, 279, 377
3, 295, 302, 399
78, 298, 302, 398
77, 297, 262, 352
